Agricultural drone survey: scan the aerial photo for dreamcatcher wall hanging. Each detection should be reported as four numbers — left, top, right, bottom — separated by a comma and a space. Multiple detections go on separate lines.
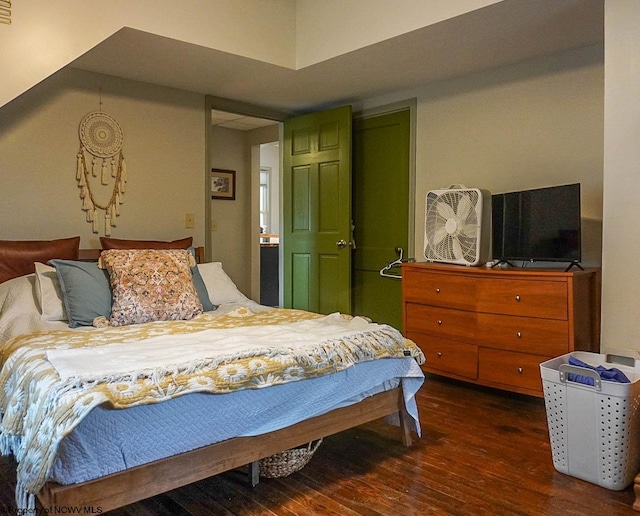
76, 110, 127, 235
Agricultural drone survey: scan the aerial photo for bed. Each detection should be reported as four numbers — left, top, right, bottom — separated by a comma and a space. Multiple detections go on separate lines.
0, 237, 425, 513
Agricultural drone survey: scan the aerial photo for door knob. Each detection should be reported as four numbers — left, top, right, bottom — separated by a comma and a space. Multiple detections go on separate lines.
336, 239, 347, 249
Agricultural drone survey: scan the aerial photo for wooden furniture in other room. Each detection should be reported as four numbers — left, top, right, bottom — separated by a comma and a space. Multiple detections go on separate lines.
402, 262, 600, 397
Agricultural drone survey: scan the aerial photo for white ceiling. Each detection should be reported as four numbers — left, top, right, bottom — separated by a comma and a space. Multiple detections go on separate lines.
211, 110, 279, 130
70, 0, 603, 117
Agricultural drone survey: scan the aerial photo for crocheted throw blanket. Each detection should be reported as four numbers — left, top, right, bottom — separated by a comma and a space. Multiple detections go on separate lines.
0, 306, 424, 508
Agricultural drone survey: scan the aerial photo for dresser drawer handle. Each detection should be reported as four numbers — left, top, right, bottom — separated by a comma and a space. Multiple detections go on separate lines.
437, 352, 442, 358
435, 288, 440, 294
437, 320, 442, 325
515, 295, 521, 302
517, 367, 523, 374
516, 332, 522, 338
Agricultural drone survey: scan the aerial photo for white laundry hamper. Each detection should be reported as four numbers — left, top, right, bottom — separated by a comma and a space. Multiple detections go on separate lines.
540, 351, 640, 490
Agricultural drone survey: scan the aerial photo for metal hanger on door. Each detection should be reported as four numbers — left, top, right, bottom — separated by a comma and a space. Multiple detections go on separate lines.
379, 247, 406, 280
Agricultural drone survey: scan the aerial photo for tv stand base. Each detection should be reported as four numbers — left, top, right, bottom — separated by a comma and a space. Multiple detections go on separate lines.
489, 259, 584, 272
564, 261, 583, 272
490, 259, 515, 268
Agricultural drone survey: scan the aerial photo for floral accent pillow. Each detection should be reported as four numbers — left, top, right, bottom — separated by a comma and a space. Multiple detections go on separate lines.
101, 249, 203, 326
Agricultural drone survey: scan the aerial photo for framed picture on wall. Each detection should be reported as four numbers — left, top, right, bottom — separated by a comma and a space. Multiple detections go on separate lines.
211, 169, 236, 200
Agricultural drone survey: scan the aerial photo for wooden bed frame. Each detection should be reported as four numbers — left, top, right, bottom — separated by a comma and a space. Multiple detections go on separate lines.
37, 387, 413, 513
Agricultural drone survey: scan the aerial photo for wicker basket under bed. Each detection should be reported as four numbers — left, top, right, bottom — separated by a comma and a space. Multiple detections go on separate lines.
258, 439, 323, 478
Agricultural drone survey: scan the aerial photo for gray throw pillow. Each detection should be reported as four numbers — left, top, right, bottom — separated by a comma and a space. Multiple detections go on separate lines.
49, 259, 112, 328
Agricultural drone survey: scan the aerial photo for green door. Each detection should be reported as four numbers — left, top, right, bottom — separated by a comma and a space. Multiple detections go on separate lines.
352, 109, 410, 328
282, 105, 352, 314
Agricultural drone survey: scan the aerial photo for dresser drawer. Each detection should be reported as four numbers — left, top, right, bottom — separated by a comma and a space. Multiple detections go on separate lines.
403, 269, 475, 310
478, 348, 545, 393
405, 303, 476, 341
408, 332, 478, 380
477, 313, 569, 356
476, 278, 568, 319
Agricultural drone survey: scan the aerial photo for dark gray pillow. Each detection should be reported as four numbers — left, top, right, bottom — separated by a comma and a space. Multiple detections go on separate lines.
188, 246, 216, 312
191, 263, 216, 312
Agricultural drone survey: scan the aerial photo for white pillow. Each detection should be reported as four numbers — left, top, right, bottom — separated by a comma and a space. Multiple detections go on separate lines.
197, 262, 248, 305
0, 274, 52, 344
34, 262, 67, 321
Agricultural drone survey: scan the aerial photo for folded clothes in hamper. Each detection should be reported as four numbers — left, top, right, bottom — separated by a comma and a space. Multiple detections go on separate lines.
568, 356, 630, 385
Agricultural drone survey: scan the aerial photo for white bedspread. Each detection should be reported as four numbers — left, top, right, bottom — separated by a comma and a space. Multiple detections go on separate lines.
46, 312, 387, 381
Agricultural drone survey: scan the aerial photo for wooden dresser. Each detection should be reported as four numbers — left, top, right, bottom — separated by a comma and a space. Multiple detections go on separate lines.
402, 262, 600, 397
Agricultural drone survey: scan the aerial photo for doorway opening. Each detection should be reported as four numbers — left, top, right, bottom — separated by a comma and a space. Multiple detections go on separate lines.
258, 142, 280, 306
208, 108, 281, 305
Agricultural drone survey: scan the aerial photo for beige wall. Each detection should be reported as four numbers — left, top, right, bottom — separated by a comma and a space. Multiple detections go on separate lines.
295, 0, 499, 67
4, 0, 499, 110
355, 45, 604, 268
601, 0, 640, 354
210, 126, 251, 294
0, 68, 206, 249
1, 0, 297, 109
416, 45, 604, 268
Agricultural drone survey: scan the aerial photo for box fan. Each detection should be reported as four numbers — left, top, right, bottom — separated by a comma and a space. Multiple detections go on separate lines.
424, 185, 491, 266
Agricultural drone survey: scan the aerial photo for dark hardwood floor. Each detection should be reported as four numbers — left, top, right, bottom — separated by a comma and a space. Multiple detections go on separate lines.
1, 374, 636, 515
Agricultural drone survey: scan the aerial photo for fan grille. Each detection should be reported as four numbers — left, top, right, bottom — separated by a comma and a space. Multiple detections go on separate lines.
425, 189, 481, 265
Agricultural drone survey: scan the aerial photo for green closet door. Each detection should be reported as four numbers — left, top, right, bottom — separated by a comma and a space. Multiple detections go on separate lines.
352, 109, 410, 329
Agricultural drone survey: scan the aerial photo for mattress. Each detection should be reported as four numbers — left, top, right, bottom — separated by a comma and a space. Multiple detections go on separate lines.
50, 356, 423, 485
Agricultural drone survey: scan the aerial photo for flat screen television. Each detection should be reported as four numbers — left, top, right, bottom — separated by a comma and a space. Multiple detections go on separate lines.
491, 183, 581, 265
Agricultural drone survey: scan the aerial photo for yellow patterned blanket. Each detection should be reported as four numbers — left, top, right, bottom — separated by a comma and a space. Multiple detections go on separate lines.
0, 306, 424, 507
